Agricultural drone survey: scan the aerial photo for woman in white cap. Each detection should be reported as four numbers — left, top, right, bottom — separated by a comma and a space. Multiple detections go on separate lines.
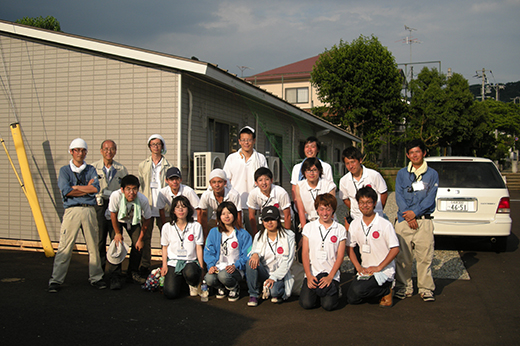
138, 134, 172, 279
204, 201, 252, 302
246, 206, 295, 307
161, 196, 204, 299
197, 169, 242, 239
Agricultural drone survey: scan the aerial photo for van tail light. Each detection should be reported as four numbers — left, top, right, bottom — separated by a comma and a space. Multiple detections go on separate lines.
497, 197, 510, 213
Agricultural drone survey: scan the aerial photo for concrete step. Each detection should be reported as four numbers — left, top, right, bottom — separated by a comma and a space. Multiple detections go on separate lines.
504, 173, 520, 190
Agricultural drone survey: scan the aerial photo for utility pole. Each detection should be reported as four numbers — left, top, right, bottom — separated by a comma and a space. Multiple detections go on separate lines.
474, 68, 487, 101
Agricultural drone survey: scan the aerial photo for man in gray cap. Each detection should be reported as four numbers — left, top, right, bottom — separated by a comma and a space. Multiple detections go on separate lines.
48, 138, 106, 292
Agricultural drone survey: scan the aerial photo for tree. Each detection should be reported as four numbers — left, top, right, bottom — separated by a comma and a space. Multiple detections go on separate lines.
15, 16, 61, 32
311, 35, 404, 161
406, 67, 474, 150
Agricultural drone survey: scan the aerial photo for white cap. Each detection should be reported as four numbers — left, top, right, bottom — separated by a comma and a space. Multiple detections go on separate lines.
208, 168, 227, 182
69, 138, 88, 151
147, 134, 167, 155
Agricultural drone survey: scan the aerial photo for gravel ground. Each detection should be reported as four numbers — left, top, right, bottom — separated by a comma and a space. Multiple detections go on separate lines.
336, 192, 470, 280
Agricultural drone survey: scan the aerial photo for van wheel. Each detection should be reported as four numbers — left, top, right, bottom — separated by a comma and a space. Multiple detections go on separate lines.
492, 236, 507, 253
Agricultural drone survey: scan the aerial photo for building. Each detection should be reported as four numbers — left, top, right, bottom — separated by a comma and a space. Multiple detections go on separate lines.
0, 20, 359, 250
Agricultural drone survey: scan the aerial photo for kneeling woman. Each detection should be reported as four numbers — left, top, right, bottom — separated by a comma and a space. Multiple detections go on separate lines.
246, 206, 295, 307
161, 196, 204, 299
204, 202, 252, 302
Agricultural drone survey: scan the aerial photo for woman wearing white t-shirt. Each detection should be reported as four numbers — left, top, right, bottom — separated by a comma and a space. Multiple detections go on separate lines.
246, 206, 295, 307
161, 196, 204, 299
204, 202, 252, 302
294, 158, 336, 229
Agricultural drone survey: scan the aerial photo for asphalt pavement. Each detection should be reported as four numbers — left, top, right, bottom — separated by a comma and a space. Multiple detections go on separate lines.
1, 192, 519, 346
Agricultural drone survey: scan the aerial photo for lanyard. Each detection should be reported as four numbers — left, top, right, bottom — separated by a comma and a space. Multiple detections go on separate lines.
319, 225, 332, 249
361, 222, 372, 244
267, 236, 278, 255
221, 232, 234, 256
73, 172, 86, 186
174, 223, 187, 248
309, 188, 318, 201
262, 196, 273, 208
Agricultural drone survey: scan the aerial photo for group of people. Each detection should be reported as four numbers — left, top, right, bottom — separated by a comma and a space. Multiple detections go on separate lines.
48, 127, 439, 311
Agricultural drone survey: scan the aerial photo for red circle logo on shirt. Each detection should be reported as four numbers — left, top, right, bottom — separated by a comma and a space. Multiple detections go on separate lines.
372, 231, 380, 239
277, 247, 284, 254
366, 184, 372, 188
188, 234, 194, 242
231, 241, 238, 249
274, 203, 280, 208
330, 235, 338, 243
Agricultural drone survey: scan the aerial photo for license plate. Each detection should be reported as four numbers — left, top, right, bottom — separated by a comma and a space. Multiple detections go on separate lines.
439, 199, 476, 212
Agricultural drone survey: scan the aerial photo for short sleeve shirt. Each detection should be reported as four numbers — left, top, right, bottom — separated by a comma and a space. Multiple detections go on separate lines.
161, 222, 204, 267
297, 178, 336, 221
198, 187, 242, 220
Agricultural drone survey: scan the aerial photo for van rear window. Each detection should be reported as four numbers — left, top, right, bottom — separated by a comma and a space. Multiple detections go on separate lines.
427, 161, 506, 188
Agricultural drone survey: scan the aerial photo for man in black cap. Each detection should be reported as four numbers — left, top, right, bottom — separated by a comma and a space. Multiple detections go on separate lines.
157, 167, 200, 226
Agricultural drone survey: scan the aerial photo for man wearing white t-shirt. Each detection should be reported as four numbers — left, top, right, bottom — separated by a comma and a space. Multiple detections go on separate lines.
346, 186, 399, 308
223, 126, 267, 235
290, 136, 333, 200
157, 167, 200, 225
339, 147, 388, 227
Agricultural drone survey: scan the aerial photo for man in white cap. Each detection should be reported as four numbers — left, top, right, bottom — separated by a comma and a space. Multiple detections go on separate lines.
223, 126, 267, 235
92, 140, 128, 272
138, 134, 172, 277
197, 169, 242, 238
48, 138, 106, 292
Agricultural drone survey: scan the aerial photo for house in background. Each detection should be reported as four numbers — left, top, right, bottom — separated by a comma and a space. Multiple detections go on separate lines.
0, 20, 359, 251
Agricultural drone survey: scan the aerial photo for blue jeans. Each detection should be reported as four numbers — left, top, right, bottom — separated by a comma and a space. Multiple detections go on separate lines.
246, 261, 285, 298
163, 262, 201, 299
205, 270, 242, 290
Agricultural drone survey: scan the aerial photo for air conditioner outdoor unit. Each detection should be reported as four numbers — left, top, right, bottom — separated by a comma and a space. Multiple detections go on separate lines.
267, 156, 281, 185
334, 162, 345, 177
193, 152, 226, 193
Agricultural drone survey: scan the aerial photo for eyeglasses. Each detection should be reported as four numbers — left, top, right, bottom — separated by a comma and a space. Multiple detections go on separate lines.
306, 168, 319, 173
101, 148, 116, 152
239, 139, 254, 143
358, 201, 374, 206
72, 148, 87, 154
149, 143, 162, 147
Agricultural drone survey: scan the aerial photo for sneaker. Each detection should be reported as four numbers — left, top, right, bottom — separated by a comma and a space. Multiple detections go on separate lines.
248, 296, 258, 307
394, 289, 413, 300
48, 283, 60, 293
271, 297, 280, 304
132, 272, 146, 285
189, 285, 199, 297
421, 291, 436, 302
228, 287, 240, 302
110, 277, 122, 290
91, 280, 107, 290
216, 288, 226, 299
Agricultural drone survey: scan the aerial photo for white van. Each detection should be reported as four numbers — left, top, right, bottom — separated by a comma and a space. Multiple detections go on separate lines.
426, 157, 512, 252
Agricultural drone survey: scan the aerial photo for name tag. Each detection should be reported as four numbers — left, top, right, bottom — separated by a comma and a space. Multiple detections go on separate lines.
150, 181, 159, 189
412, 181, 425, 191
177, 248, 187, 257
317, 250, 328, 260
362, 244, 371, 254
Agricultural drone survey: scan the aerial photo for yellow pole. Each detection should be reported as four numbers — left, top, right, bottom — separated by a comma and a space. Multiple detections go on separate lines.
10, 123, 54, 257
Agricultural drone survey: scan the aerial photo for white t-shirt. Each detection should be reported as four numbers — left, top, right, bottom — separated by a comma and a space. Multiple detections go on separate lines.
347, 214, 399, 280
197, 186, 242, 220
106, 190, 152, 223
246, 184, 291, 221
302, 219, 347, 282
223, 149, 268, 209
156, 185, 200, 220
290, 159, 333, 185
161, 221, 204, 267
216, 231, 242, 275
297, 178, 336, 221
338, 166, 387, 220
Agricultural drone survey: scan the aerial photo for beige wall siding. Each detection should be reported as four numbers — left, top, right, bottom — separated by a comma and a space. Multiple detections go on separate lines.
0, 33, 179, 242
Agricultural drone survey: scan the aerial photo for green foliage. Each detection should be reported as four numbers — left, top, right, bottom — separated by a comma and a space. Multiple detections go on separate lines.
15, 16, 61, 32
407, 67, 474, 150
311, 35, 404, 161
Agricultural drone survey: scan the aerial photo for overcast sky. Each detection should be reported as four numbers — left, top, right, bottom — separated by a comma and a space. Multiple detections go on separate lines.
2, 0, 519, 86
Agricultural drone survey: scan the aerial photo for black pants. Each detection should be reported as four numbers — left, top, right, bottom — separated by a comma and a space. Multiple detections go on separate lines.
299, 278, 340, 311
347, 276, 391, 305
95, 200, 112, 271
163, 262, 201, 299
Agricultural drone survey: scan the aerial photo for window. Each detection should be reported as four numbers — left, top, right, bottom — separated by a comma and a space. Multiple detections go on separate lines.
208, 119, 238, 156
285, 87, 309, 104
265, 132, 283, 158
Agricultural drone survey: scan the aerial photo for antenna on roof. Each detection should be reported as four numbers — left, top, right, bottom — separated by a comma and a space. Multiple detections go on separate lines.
237, 66, 253, 78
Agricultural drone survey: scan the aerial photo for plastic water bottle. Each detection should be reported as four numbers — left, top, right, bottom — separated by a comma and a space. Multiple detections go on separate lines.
200, 280, 209, 302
